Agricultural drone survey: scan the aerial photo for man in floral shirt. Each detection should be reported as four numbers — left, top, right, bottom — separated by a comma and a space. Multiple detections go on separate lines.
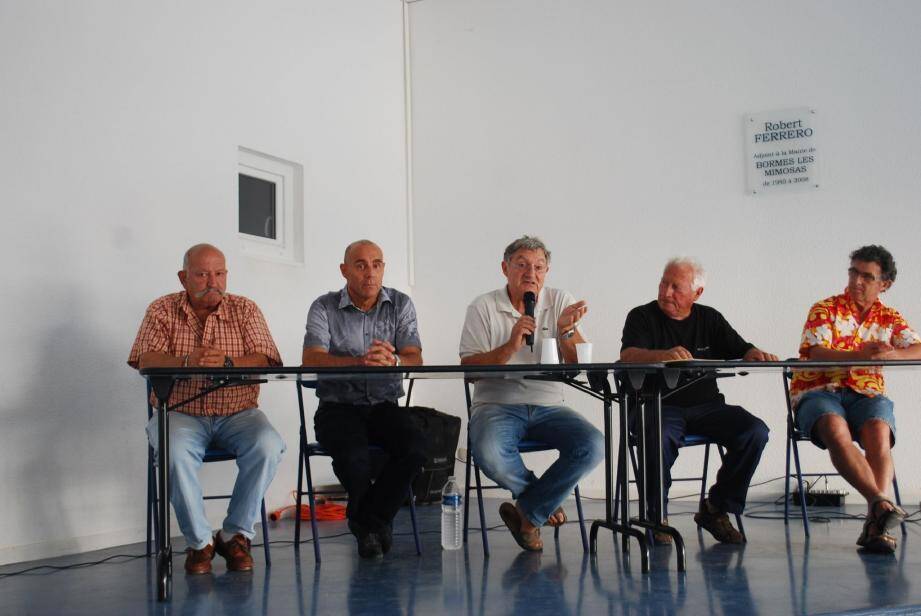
791, 245, 921, 553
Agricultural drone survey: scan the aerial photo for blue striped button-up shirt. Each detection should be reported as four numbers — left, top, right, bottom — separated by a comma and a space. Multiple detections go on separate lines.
304, 286, 422, 404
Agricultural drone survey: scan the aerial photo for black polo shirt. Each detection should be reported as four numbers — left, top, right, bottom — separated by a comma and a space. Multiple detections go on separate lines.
620, 301, 754, 407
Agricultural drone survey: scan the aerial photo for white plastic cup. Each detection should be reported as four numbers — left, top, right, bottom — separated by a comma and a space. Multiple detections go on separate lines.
540, 338, 559, 364
576, 342, 593, 365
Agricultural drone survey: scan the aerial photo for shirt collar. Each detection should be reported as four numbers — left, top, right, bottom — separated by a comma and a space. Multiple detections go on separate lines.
179, 291, 228, 321
497, 287, 547, 315
842, 288, 883, 318
338, 286, 392, 311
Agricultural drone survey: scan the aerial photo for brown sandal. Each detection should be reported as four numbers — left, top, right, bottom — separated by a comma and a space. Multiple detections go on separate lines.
499, 502, 543, 551
857, 520, 897, 554
869, 497, 907, 534
545, 507, 568, 528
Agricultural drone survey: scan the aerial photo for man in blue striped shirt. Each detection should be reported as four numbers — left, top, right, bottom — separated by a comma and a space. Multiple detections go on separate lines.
302, 240, 427, 559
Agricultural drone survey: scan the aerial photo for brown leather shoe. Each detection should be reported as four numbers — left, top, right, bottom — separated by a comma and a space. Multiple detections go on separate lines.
214, 532, 254, 572
653, 517, 673, 545
694, 499, 743, 544
184, 544, 215, 574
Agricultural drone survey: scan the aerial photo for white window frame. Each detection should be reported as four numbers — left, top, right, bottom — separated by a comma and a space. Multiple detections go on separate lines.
237, 147, 303, 265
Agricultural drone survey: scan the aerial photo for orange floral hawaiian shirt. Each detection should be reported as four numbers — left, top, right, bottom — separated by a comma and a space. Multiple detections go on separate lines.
790, 290, 921, 405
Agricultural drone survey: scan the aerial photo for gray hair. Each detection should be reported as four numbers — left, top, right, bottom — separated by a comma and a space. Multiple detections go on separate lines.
182, 243, 223, 270
503, 235, 551, 263
665, 257, 707, 291
343, 239, 380, 263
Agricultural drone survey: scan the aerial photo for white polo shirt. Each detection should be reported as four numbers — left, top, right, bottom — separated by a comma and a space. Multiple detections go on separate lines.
459, 287, 585, 408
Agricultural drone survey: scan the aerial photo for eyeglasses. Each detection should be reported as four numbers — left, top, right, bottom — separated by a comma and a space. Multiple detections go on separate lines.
510, 262, 548, 274
847, 267, 883, 283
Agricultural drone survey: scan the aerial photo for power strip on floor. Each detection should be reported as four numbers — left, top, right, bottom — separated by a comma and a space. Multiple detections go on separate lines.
790, 489, 848, 507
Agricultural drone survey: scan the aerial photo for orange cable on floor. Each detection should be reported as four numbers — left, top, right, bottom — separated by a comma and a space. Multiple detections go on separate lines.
269, 492, 347, 522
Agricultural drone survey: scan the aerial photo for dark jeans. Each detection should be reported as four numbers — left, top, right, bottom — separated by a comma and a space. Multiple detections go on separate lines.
315, 401, 427, 532
635, 399, 769, 517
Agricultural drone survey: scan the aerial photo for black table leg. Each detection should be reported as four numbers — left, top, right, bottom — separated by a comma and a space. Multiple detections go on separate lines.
626, 379, 686, 573
150, 377, 176, 602
590, 376, 649, 573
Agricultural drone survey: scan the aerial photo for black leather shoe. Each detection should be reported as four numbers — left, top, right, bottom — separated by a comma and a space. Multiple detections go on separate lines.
349, 520, 383, 559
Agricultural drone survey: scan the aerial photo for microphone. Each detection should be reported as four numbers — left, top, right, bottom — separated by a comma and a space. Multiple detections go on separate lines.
523, 291, 536, 351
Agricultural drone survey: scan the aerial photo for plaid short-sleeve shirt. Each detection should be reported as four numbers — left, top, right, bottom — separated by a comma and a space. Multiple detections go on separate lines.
790, 290, 921, 405
128, 292, 282, 416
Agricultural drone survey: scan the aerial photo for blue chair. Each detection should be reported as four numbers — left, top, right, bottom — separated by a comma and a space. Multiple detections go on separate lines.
294, 379, 422, 562
614, 431, 746, 541
145, 383, 271, 564
781, 365, 906, 537
462, 380, 589, 556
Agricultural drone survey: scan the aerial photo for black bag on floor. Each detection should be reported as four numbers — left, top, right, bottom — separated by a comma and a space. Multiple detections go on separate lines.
405, 406, 461, 504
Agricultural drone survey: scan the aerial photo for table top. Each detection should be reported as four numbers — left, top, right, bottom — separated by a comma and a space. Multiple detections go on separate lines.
138, 358, 921, 382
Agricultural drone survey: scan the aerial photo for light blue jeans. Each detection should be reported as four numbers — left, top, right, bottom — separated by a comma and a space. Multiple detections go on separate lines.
146, 408, 286, 550
468, 404, 604, 527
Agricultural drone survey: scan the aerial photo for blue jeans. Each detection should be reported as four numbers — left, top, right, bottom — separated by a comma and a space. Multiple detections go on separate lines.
468, 404, 604, 527
146, 408, 286, 550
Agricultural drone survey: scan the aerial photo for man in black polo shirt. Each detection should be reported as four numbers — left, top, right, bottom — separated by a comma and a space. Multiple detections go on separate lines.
621, 257, 776, 543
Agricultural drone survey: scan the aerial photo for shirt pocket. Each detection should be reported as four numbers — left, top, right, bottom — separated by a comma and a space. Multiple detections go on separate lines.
374, 318, 396, 345
212, 322, 245, 356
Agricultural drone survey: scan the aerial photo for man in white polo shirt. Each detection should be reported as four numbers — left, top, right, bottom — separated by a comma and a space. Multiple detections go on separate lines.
459, 236, 604, 551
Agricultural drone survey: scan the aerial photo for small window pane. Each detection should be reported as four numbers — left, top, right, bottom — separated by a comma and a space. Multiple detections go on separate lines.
239, 174, 276, 239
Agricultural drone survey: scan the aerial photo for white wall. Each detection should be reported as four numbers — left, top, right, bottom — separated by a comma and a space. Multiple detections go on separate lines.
0, 0, 409, 564
406, 1, 921, 502
4, 0, 921, 566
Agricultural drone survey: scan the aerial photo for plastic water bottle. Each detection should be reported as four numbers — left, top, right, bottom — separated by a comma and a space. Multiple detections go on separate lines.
441, 476, 462, 550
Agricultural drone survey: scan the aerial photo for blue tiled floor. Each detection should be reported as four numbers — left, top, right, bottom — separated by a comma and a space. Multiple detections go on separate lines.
1, 498, 920, 615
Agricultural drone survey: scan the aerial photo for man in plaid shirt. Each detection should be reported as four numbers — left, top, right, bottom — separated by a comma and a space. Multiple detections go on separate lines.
128, 244, 285, 574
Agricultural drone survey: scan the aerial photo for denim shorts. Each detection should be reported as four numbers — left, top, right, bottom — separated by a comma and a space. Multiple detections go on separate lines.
795, 389, 895, 449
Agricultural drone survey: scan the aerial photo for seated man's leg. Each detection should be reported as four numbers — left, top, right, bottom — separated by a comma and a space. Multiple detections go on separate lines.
849, 392, 896, 497
800, 390, 903, 552
634, 405, 687, 522
685, 400, 769, 515
798, 391, 881, 502
847, 392, 903, 526
213, 408, 286, 544
364, 403, 428, 531
146, 411, 214, 571
469, 404, 543, 550
468, 404, 535, 498
314, 403, 375, 527
516, 405, 604, 528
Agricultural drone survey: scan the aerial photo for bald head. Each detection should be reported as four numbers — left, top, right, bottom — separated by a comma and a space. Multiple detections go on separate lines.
343, 239, 381, 264
179, 244, 228, 312
183, 243, 225, 271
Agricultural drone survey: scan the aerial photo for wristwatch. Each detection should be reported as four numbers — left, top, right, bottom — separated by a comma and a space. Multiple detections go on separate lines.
223, 356, 235, 368
560, 328, 576, 340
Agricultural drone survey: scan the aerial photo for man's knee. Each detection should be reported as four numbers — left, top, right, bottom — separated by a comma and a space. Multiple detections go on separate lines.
470, 432, 518, 475
745, 417, 770, 450
859, 418, 892, 453
814, 414, 851, 449
250, 426, 286, 462
575, 428, 605, 469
